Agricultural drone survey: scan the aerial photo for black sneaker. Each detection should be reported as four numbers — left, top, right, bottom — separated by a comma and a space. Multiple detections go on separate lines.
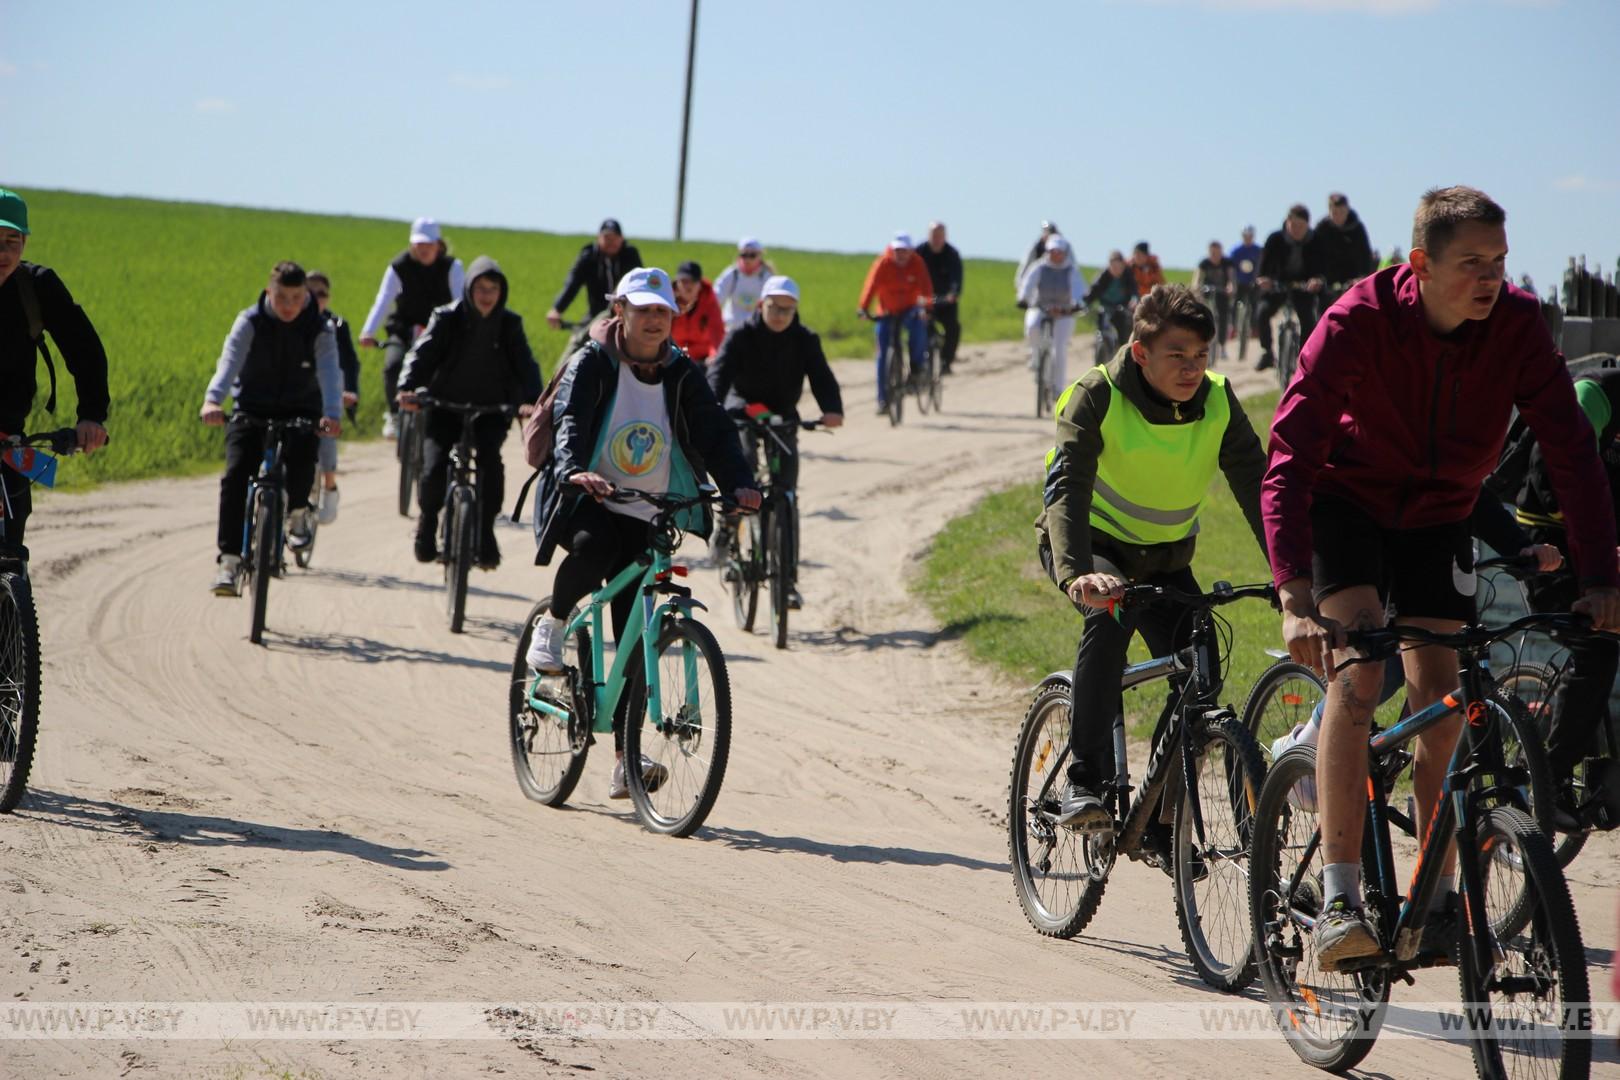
413, 528, 438, 564
1055, 783, 1110, 832
1416, 893, 1460, 966
477, 532, 500, 571
1254, 351, 1275, 372
787, 588, 803, 610
1314, 895, 1381, 972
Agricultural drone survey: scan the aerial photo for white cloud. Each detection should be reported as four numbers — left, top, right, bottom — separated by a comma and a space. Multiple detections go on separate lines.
195, 98, 236, 114
1554, 174, 1620, 193
0, 60, 18, 77
449, 73, 513, 92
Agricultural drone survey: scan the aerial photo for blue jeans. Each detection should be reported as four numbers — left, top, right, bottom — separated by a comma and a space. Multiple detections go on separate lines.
875, 309, 927, 405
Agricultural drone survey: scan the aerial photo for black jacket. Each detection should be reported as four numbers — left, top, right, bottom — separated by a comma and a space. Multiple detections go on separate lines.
330, 312, 360, 397
400, 256, 542, 406
387, 249, 457, 337
1259, 228, 1324, 285
1310, 210, 1374, 285
1504, 368, 1620, 534
707, 312, 843, 420
1083, 267, 1137, 308
235, 293, 331, 418
532, 323, 753, 565
0, 262, 110, 433
915, 241, 963, 299
552, 242, 644, 319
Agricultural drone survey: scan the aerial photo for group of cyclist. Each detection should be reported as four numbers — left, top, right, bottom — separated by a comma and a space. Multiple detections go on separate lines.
855, 224, 964, 413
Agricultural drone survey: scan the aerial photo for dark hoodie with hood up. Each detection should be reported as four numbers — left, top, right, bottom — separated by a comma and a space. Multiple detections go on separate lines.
399, 255, 541, 405
1310, 208, 1374, 285
530, 318, 754, 566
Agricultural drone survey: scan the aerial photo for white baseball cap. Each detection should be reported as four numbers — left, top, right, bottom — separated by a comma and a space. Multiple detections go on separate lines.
762, 275, 799, 302
613, 267, 677, 311
409, 217, 441, 244
891, 231, 913, 250
738, 236, 763, 253
1046, 235, 1071, 255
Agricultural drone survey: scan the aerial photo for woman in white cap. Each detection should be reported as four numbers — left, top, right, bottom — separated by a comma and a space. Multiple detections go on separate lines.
1016, 235, 1088, 401
358, 217, 466, 437
713, 237, 773, 332
526, 267, 760, 799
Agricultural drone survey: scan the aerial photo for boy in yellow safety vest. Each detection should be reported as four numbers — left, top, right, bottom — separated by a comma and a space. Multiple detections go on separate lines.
1036, 284, 1270, 835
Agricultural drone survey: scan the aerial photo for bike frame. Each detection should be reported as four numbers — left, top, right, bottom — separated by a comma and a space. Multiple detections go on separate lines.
240, 424, 292, 564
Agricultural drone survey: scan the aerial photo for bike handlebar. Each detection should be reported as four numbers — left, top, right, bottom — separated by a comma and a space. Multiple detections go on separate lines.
604, 485, 749, 516
1115, 581, 1276, 613
414, 395, 520, 418
1344, 610, 1619, 660
1476, 553, 1569, 582
2, 428, 86, 455
229, 415, 318, 432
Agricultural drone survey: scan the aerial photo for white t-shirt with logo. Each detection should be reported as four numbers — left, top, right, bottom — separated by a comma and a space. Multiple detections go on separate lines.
592, 370, 673, 522
714, 264, 771, 330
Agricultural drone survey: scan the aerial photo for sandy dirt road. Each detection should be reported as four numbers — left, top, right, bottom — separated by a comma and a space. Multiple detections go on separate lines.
2, 341, 1615, 1078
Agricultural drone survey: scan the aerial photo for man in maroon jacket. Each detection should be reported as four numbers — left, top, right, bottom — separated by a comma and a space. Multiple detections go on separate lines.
1262, 186, 1620, 972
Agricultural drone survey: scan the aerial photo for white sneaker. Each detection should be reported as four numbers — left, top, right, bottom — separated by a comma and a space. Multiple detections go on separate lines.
286, 508, 315, 549
382, 414, 398, 439
1271, 701, 1323, 811
608, 754, 670, 799
316, 487, 340, 525
526, 614, 567, 673
211, 554, 242, 597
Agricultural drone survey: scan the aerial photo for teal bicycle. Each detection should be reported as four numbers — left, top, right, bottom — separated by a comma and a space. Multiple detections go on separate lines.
509, 485, 736, 837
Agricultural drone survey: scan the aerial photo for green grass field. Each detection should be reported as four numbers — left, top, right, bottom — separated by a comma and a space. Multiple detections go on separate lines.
918, 391, 1283, 736
16, 189, 1074, 488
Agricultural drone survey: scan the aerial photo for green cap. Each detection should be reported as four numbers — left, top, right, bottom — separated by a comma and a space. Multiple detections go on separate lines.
0, 189, 29, 235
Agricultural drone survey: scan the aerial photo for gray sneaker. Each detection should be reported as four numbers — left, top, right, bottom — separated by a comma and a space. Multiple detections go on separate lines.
316, 486, 340, 525
526, 615, 567, 673
1055, 783, 1111, 832
1314, 895, 1382, 972
608, 754, 669, 799
211, 554, 242, 597
286, 508, 315, 550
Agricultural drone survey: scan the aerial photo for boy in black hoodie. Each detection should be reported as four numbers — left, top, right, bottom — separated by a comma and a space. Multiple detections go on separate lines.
399, 256, 541, 570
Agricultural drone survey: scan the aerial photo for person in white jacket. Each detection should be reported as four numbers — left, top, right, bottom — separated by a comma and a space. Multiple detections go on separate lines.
1017, 235, 1088, 399
357, 217, 466, 437
713, 237, 773, 331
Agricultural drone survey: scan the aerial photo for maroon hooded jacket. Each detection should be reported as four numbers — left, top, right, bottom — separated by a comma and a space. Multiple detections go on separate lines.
1263, 265, 1618, 590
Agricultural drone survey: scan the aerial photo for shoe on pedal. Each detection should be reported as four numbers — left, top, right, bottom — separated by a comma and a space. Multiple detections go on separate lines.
477, 531, 501, 571
787, 588, 803, 611
1314, 895, 1381, 972
413, 517, 438, 564
286, 508, 315, 550
1254, 351, 1275, 372
608, 753, 669, 799
211, 554, 243, 597
1055, 783, 1111, 832
316, 486, 340, 525
526, 614, 567, 673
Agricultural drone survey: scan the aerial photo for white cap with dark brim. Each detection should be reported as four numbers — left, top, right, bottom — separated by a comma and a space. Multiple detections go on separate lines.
613, 267, 677, 311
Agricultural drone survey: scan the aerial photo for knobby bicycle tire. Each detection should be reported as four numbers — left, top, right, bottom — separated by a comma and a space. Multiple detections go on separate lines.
1008, 679, 1112, 938
447, 489, 475, 634
248, 493, 275, 645
509, 597, 591, 806
0, 569, 41, 813
1173, 713, 1267, 992
1497, 664, 1588, 867
1459, 806, 1590, 1080
623, 618, 732, 837
768, 503, 791, 650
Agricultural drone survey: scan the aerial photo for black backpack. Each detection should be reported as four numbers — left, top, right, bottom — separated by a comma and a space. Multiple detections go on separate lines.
16, 271, 60, 413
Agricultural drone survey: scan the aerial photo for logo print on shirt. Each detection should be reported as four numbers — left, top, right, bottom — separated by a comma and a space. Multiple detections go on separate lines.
608, 421, 666, 478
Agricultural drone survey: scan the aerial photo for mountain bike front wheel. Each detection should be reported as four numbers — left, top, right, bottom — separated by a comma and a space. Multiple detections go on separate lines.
1241, 659, 1325, 766
248, 492, 275, 645
730, 515, 760, 632
885, 334, 905, 427
623, 618, 732, 837
0, 568, 41, 813
446, 488, 475, 634
397, 410, 421, 517
767, 505, 791, 650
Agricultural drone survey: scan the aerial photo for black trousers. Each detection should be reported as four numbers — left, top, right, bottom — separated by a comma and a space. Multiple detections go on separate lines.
417, 409, 508, 538
1068, 565, 1204, 788
382, 338, 410, 414
549, 499, 655, 749
1526, 561, 1618, 780
931, 302, 961, 367
218, 420, 318, 556
1256, 288, 1320, 355
1, 466, 30, 548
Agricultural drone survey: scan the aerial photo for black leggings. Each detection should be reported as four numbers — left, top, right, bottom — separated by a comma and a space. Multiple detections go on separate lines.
549, 500, 654, 749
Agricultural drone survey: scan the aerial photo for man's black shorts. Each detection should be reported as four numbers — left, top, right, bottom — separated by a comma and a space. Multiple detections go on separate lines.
1310, 494, 1475, 621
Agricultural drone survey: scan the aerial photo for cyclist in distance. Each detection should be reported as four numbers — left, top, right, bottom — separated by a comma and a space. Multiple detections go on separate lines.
1015, 220, 1061, 287
1017, 235, 1087, 403
545, 217, 643, 345
707, 275, 844, 609
525, 267, 759, 799
0, 187, 111, 547
915, 222, 964, 374
398, 256, 541, 570
358, 217, 464, 438
1253, 204, 1325, 371
1130, 241, 1166, 296
1083, 250, 1138, 346
1263, 185, 1620, 972
714, 238, 773, 333
857, 232, 934, 415
1193, 241, 1235, 364
305, 270, 359, 524
1311, 192, 1375, 305
671, 260, 725, 364
1486, 363, 1620, 825
1037, 284, 1268, 835
1229, 225, 1263, 345
201, 261, 342, 595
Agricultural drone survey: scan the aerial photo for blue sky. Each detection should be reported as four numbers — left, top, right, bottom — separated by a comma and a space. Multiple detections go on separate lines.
5, 0, 1618, 291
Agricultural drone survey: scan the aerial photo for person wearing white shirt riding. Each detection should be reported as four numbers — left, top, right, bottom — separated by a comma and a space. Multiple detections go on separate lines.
357, 217, 465, 437
714, 237, 773, 332
1018, 235, 1088, 400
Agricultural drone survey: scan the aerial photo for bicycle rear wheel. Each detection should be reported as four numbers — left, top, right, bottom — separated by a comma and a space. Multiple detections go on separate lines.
914, 339, 935, 416
1250, 745, 1389, 1072
730, 514, 760, 632
1278, 321, 1300, 390
1173, 713, 1267, 992
1008, 679, 1112, 938
446, 489, 474, 634
1235, 298, 1251, 361
0, 568, 41, 813
248, 493, 275, 645
509, 598, 592, 806
397, 411, 420, 517
623, 618, 732, 837
767, 504, 791, 650
1242, 660, 1325, 765
928, 334, 944, 412
1497, 664, 1587, 867
1459, 806, 1591, 1080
